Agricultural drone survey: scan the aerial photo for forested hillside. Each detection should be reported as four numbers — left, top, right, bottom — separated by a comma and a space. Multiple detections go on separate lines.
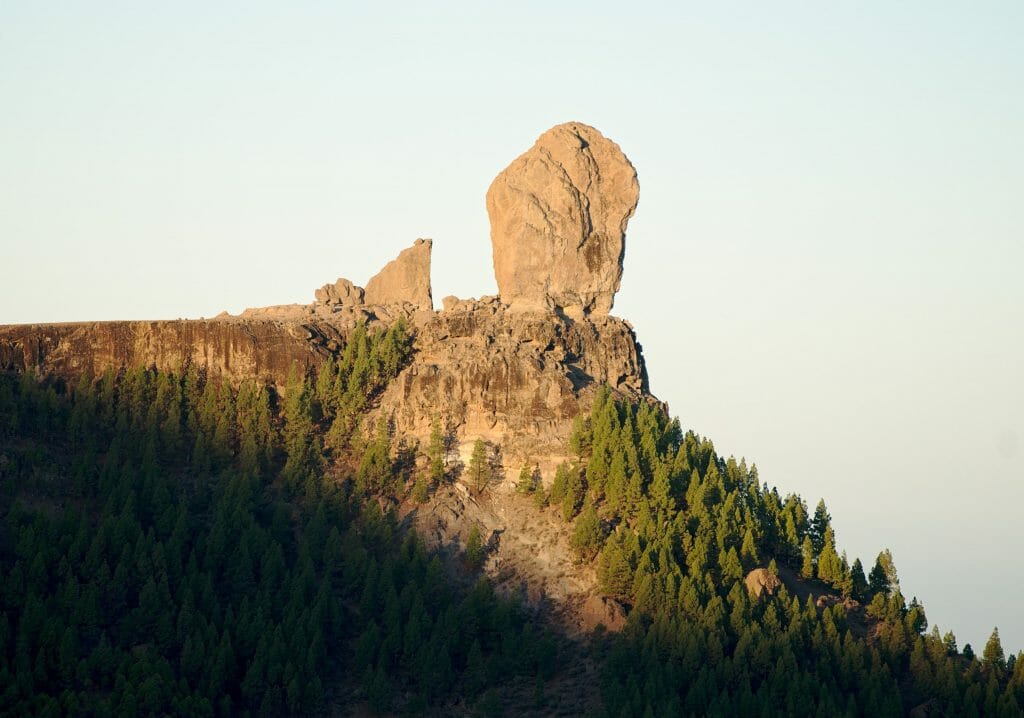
555, 391, 1024, 716
0, 321, 554, 716
0, 319, 1021, 716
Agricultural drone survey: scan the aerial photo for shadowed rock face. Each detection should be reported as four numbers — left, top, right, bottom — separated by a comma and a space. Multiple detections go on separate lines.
364, 238, 433, 310
486, 122, 639, 317
0, 319, 345, 386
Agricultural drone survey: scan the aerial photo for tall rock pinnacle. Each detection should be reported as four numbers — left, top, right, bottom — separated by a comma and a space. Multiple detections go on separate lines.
486, 122, 639, 317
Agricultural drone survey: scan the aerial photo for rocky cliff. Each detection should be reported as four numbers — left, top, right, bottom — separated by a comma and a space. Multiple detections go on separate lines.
0, 318, 341, 386
378, 296, 648, 478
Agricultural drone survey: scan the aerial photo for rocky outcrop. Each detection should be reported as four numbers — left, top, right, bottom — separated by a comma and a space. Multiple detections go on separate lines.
364, 238, 433, 310
580, 594, 627, 633
3, 122, 649, 479
486, 122, 639, 317
377, 297, 650, 480
314, 277, 364, 306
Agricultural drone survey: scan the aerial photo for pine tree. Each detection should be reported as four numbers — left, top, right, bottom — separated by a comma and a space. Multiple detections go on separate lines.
983, 628, 1006, 675
810, 499, 831, 556
570, 503, 604, 561
548, 463, 571, 506
463, 639, 487, 695
427, 418, 446, 484
411, 475, 429, 504
597, 538, 633, 598
515, 463, 536, 494
800, 535, 815, 579
817, 527, 842, 586
868, 549, 898, 597
719, 547, 744, 585
356, 417, 393, 495
282, 367, 321, 487
464, 525, 485, 569
650, 463, 673, 510
561, 468, 585, 521
468, 439, 490, 494
943, 630, 958, 656
850, 558, 868, 601
740, 527, 759, 567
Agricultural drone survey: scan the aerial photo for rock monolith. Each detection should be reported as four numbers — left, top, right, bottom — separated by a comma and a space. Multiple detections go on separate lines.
486, 122, 639, 317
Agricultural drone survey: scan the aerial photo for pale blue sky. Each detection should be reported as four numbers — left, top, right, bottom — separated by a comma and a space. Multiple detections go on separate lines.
2, 2, 1022, 652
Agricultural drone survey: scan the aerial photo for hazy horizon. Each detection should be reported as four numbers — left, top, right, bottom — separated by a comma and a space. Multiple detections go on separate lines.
2, 2, 1022, 653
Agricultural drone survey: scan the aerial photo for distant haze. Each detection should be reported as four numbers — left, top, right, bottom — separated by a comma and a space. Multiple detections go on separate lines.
2, 2, 1021, 652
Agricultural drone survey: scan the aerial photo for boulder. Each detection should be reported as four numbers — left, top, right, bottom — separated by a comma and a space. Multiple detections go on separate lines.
745, 568, 782, 599
314, 277, 364, 306
580, 594, 627, 633
486, 122, 639, 317
364, 238, 433, 310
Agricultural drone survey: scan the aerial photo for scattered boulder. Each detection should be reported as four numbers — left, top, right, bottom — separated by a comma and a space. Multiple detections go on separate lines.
441, 295, 460, 312
818, 595, 857, 610
314, 277, 364, 306
909, 700, 941, 718
745, 567, 782, 599
486, 122, 639, 317
364, 238, 433, 310
580, 594, 627, 633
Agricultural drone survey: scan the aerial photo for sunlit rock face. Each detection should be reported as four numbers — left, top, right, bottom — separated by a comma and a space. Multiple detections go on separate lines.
376, 296, 651, 477
363, 238, 433, 311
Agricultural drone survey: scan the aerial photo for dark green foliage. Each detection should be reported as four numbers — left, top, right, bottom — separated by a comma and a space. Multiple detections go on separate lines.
850, 557, 868, 602
516, 463, 537, 494
411, 474, 430, 504
985, 628, 1007, 675
570, 503, 604, 561
810, 498, 831, 555
532, 484, 548, 510
427, 417, 446, 485
0, 322, 555, 716
464, 525, 485, 569
356, 417, 393, 495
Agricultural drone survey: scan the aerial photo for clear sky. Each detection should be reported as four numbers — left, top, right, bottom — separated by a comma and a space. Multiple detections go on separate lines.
2, 2, 1022, 652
